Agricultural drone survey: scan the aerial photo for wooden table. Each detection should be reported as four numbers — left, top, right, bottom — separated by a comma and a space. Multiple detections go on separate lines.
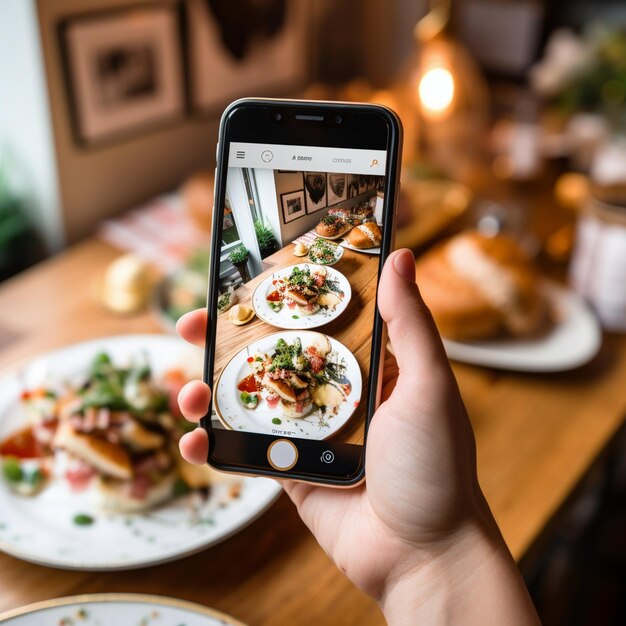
0, 237, 625, 626
213, 243, 377, 444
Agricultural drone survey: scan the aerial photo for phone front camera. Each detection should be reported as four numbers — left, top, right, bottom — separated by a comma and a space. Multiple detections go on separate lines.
274, 112, 283, 122
333, 115, 342, 124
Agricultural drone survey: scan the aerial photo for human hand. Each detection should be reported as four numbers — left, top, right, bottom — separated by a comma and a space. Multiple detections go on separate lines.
178, 249, 538, 625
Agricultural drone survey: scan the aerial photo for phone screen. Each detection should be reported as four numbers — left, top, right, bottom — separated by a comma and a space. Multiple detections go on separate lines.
206, 102, 399, 483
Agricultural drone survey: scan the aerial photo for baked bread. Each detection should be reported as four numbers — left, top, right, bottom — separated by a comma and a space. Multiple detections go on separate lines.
344, 222, 382, 249
415, 232, 547, 340
315, 215, 353, 239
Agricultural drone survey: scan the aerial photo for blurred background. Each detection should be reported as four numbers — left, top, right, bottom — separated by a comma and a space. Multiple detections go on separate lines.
0, 1, 625, 624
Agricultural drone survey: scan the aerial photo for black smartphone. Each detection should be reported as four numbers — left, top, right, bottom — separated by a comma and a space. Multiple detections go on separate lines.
202, 98, 402, 487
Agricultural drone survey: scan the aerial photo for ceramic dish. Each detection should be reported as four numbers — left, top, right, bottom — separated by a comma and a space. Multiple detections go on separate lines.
0, 335, 281, 570
0, 593, 247, 626
442, 281, 602, 372
214, 331, 362, 439
251, 264, 351, 330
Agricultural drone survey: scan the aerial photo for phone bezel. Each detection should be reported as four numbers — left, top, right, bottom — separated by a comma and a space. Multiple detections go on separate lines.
202, 98, 402, 486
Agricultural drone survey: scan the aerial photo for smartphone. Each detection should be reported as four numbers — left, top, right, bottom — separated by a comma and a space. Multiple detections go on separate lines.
202, 98, 402, 487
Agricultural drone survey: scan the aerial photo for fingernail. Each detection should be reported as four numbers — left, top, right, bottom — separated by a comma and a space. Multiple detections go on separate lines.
393, 249, 415, 282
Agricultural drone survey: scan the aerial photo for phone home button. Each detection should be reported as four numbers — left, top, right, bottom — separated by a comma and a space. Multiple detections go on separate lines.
267, 439, 298, 471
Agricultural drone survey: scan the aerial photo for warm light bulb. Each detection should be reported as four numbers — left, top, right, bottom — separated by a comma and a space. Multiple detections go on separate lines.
418, 67, 454, 116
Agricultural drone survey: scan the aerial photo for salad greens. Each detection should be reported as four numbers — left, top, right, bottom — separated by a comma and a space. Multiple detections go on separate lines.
308, 238, 341, 265
79, 352, 168, 414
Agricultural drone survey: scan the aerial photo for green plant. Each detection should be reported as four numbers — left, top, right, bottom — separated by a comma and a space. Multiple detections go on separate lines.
254, 220, 277, 251
228, 244, 249, 265
0, 161, 43, 281
0, 173, 30, 250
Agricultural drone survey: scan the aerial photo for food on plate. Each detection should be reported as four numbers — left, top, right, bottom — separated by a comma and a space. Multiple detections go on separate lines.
350, 202, 376, 222
307, 238, 342, 265
293, 242, 309, 257
0, 353, 219, 512
217, 287, 237, 314
236, 335, 351, 420
328, 200, 375, 223
265, 265, 344, 316
344, 222, 382, 249
101, 254, 154, 314
415, 232, 548, 341
315, 214, 354, 239
228, 304, 255, 325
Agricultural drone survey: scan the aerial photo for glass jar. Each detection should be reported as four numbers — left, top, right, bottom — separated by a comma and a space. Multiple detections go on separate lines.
570, 188, 626, 331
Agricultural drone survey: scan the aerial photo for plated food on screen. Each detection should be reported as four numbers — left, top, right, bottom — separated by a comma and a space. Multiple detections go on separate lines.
328, 202, 374, 223
343, 222, 382, 250
228, 304, 255, 326
292, 241, 309, 257
0, 335, 281, 570
315, 214, 355, 239
252, 264, 351, 330
215, 331, 362, 439
307, 237, 344, 265
415, 232, 549, 341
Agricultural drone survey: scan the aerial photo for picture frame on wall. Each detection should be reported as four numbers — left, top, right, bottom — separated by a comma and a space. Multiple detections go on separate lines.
327, 173, 347, 205
59, 4, 185, 147
280, 190, 306, 224
347, 174, 359, 199
186, 0, 308, 114
358, 175, 368, 195
304, 172, 327, 214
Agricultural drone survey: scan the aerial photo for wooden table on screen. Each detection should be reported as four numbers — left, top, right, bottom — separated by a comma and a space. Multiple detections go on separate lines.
214, 242, 377, 444
0, 237, 625, 626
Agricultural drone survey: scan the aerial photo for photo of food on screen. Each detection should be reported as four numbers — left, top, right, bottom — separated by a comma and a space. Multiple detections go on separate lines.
212, 158, 386, 445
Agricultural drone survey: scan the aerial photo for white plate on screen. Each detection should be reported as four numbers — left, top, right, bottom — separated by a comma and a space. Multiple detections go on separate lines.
0, 335, 281, 570
215, 331, 362, 439
442, 281, 602, 372
0, 594, 247, 626
251, 263, 351, 330
340, 240, 381, 255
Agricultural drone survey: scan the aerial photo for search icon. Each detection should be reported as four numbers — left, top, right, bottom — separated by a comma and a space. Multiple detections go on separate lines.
370, 159, 379, 167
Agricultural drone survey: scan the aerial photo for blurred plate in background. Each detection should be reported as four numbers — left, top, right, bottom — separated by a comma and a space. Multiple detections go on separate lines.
442, 281, 601, 372
0, 593, 247, 626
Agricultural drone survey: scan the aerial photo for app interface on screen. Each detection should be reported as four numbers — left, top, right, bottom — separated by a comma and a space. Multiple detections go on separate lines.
212, 142, 387, 446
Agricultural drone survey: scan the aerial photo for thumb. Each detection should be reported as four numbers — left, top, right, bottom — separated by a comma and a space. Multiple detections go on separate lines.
378, 249, 451, 390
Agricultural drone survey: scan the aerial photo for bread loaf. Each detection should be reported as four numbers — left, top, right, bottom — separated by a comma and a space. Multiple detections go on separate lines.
415, 232, 547, 340
344, 222, 382, 249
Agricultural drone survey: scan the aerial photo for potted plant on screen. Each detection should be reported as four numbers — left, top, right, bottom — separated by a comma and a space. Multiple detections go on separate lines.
254, 220, 277, 259
228, 244, 250, 283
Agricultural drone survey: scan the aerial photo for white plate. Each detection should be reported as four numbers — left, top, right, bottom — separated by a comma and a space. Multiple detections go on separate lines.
0, 593, 246, 626
251, 264, 352, 330
0, 335, 281, 570
442, 282, 602, 372
314, 229, 352, 241
340, 240, 380, 255
215, 331, 362, 439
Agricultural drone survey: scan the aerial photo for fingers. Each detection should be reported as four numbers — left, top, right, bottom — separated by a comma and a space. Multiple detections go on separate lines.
180, 428, 209, 465
176, 308, 208, 348
378, 249, 450, 387
178, 380, 211, 422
